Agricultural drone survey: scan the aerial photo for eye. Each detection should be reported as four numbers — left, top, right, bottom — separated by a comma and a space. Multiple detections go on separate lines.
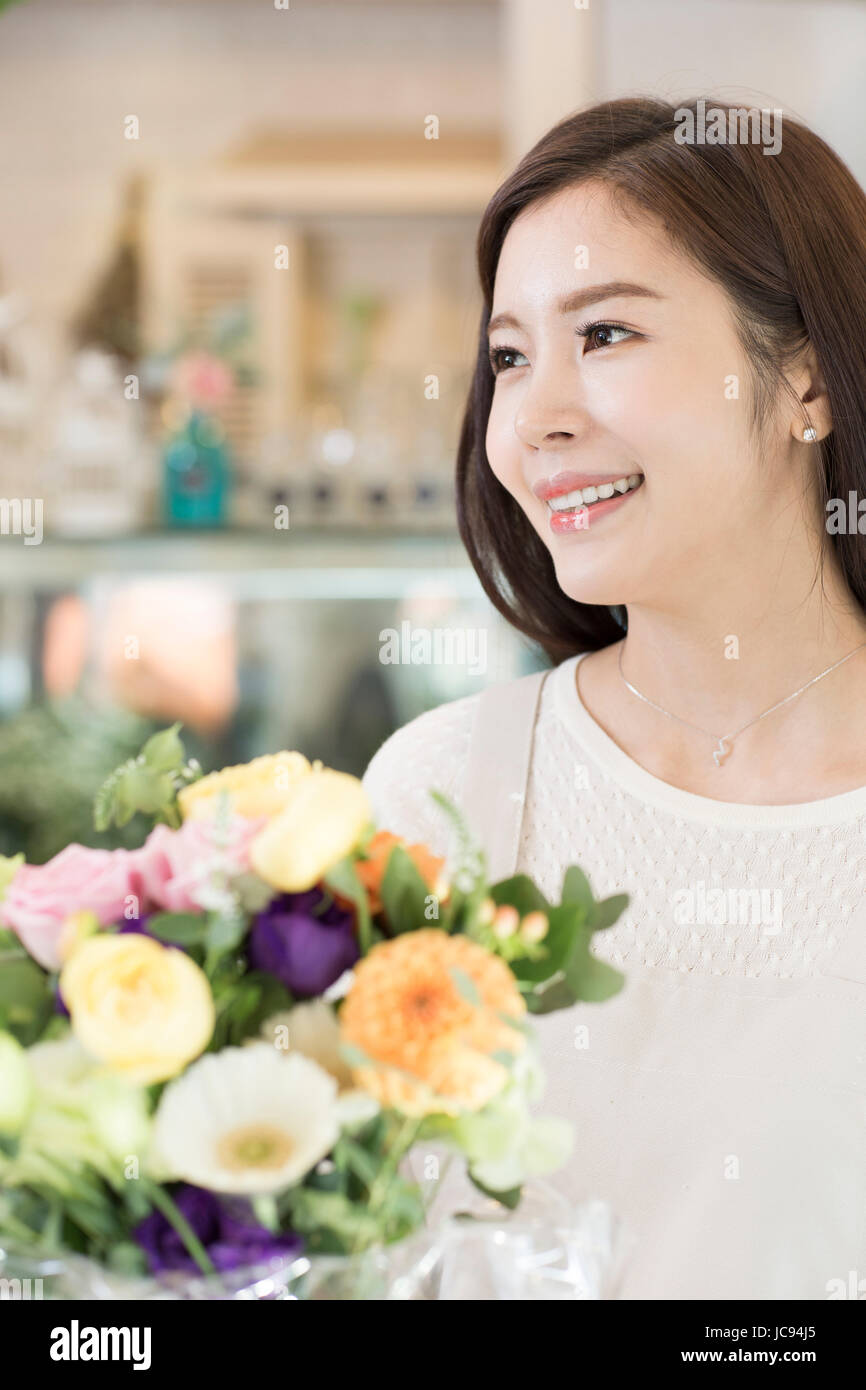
488, 345, 528, 375
578, 321, 635, 353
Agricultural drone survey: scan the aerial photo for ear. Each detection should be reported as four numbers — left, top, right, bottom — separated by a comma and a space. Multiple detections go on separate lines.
788, 345, 832, 443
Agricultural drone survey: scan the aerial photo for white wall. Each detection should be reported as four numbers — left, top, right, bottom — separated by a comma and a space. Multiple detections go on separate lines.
1, 0, 864, 344
0, 0, 499, 324
596, 0, 866, 188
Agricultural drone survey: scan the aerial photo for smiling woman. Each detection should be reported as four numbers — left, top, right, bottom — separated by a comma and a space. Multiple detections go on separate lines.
362, 96, 866, 1300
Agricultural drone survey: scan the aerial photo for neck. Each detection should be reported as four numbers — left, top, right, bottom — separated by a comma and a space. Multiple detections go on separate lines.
581, 551, 866, 802
621, 596, 866, 736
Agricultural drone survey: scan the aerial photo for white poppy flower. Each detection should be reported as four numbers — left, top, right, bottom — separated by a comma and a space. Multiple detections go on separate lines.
151, 1043, 340, 1194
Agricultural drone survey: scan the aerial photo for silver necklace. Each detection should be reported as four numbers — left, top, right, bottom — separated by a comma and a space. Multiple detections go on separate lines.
617, 641, 866, 767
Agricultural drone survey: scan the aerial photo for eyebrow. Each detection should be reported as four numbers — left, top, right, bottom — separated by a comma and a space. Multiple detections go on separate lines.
487, 281, 664, 338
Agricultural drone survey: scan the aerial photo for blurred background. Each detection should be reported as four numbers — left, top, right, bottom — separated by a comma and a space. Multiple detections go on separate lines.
0, 0, 864, 857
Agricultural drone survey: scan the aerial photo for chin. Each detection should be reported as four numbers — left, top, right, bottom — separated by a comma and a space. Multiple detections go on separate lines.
548, 551, 634, 609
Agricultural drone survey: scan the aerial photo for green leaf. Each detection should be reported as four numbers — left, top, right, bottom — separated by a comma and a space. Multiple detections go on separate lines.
205, 910, 246, 958
140, 723, 184, 772
230, 971, 294, 1043
334, 1136, 380, 1188
146, 912, 207, 947
449, 965, 481, 1006
284, 1187, 382, 1251
338, 1040, 379, 1070
0, 926, 27, 955
466, 1172, 523, 1210
324, 856, 375, 954
489, 874, 550, 916
0, 956, 52, 1043
0, 957, 46, 1009
524, 973, 578, 1015
561, 865, 595, 915
507, 900, 584, 987
591, 893, 630, 930
379, 844, 431, 935
0, 852, 24, 903
565, 947, 625, 1003
62, 1198, 124, 1243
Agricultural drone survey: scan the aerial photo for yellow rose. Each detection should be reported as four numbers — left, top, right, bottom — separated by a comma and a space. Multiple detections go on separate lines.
249, 768, 372, 892
177, 751, 313, 821
59, 934, 215, 1085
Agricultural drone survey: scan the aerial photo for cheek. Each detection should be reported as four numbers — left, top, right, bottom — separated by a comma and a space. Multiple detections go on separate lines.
484, 392, 521, 491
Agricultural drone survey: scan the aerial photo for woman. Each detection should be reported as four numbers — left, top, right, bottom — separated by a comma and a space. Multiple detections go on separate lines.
362, 97, 866, 1300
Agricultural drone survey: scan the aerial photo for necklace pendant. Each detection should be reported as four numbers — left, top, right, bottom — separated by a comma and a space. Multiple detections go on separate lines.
712, 738, 730, 768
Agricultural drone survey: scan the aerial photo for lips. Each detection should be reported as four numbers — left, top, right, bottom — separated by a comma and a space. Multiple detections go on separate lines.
539, 470, 645, 535
533, 469, 644, 502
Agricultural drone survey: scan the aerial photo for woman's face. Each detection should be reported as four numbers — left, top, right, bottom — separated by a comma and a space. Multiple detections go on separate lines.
485, 180, 809, 612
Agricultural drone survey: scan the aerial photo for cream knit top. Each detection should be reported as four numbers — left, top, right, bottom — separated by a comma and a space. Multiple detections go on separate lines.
361, 652, 866, 1299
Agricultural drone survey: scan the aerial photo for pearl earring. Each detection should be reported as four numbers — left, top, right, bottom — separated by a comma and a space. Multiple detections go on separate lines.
803, 427, 818, 442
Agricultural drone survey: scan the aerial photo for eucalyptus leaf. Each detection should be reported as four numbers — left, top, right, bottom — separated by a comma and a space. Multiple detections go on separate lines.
449, 965, 481, 1006
146, 912, 207, 947
489, 874, 550, 916
507, 900, 583, 986
205, 911, 246, 957
524, 973, 578, 1015
565, 948, 625, 1003
561, 865, 595, 915
338, 1040, 378, 1070
591, 893, 630, 930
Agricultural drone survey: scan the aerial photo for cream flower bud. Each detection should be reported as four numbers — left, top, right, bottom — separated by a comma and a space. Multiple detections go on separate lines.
519, 910, 549, 945
492, 904, 520, 939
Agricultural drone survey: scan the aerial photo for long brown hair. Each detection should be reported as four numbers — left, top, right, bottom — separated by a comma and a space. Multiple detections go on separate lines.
456, 96, 866, 664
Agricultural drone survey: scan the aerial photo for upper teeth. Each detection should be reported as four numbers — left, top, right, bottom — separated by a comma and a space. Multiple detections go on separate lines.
547, 474, 642, 511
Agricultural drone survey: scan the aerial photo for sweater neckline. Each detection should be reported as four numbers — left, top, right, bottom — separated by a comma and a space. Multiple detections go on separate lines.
551, 651, 866, 829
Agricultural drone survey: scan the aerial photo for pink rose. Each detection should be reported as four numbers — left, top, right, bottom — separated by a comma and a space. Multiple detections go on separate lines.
0, 845, 141, 970
133, 814, 268, 915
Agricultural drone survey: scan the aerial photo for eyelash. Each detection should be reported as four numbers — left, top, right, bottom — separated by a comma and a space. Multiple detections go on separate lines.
487, 320, 636, 375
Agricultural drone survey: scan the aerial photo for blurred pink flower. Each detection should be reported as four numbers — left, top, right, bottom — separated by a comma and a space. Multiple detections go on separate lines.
133, 814, 268, 914
170, 351, 234, 409
0, 845, 141, 970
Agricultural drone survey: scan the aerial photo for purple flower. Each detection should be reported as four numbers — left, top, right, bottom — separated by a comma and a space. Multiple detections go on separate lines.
248, 887, 359, 996
133, 1184, 303, 1275
117, 914, 156, 939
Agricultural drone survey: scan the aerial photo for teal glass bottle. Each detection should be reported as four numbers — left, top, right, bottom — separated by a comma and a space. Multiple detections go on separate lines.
162, 409, 231, 526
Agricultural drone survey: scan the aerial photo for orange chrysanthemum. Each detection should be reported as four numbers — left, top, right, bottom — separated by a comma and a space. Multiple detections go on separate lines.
353, 830, 447, 917
339, 928, 526, 1116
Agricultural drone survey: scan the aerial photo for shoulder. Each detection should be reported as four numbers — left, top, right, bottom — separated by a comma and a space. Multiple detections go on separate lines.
361, 689, 482, 855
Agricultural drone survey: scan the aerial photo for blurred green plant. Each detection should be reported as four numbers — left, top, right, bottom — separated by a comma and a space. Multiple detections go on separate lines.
0, 697, 173, 863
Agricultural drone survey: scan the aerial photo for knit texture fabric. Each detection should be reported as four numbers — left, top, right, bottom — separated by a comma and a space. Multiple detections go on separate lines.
363, 654, 866, 982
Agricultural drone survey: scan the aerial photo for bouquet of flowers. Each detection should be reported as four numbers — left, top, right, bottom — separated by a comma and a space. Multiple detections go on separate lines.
0, 726, 627, 1298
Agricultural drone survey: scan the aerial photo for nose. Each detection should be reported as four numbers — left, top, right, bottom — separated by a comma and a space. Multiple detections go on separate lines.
513, 365, 592, 452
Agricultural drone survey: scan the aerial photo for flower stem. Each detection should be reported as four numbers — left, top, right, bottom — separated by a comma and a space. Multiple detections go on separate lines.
142, 1182, 217, 1278
350, 1113, 424, 1258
